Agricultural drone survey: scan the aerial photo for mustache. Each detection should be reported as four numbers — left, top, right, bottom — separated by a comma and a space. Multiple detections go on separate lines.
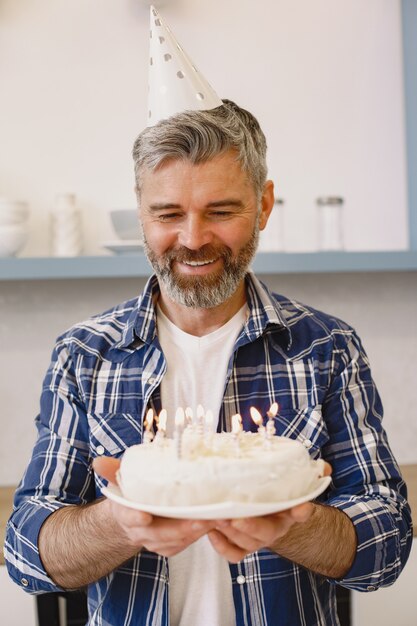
162, 244, 232, 264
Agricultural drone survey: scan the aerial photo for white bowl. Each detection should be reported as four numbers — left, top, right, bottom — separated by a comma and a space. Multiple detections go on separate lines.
0, 200, 29, 225
110, 209, 140, 240
0, 224, 29, 257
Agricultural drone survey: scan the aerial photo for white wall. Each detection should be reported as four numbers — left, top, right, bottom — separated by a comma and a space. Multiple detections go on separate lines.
0, 566, 36, 626
0, 0, 409, 255
352, 539, 417, 626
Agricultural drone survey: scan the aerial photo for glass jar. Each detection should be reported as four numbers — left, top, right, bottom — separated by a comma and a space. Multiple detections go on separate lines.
316, 196, 344, 251
50, 193, 83, 257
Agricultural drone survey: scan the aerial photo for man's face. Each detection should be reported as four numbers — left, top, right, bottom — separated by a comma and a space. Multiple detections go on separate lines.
138, 150, 272, 308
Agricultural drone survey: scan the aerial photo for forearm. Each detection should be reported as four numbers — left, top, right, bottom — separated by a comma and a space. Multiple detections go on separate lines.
38, 498, 140, 589
272, 503, 357, 579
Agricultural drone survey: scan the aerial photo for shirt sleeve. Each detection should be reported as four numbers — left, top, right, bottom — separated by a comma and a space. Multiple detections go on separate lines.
322, 330, 413, 591
4, 336, 94, 594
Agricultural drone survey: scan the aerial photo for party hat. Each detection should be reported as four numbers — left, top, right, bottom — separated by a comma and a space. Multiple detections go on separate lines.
147, 5, 223, 126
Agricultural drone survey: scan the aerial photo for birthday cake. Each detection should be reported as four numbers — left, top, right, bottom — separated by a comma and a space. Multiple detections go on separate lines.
117, 429, 325, 507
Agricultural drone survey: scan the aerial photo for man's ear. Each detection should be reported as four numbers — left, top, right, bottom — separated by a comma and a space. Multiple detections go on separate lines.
259, 180, 275, 231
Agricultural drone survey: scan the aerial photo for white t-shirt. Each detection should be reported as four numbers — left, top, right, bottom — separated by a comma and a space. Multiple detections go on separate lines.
156, 304, 248, 626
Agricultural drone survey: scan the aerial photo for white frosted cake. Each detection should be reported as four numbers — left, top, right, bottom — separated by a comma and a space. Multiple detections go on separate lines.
117, 431, 325, 507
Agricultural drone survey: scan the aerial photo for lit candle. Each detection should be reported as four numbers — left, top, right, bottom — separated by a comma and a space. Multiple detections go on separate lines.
155, 408, 167, 444
231, 413, 242, 433
143, 408, 154, 444
267, 402, 279, 419
250, 406, 265, 435
174, 406, 185, 459
231, 413, 242, 456
266, 402, 278, 439
185, 406, 194, 432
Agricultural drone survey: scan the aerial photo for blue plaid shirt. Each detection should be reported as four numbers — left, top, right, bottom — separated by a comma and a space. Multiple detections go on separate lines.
4, 272, 412, 626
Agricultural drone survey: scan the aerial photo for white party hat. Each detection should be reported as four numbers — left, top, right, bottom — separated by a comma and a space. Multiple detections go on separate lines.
147, 5, 223, 126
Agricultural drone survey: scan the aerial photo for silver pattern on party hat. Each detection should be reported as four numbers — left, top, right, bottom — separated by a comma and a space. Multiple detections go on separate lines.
148, 5, 223, 127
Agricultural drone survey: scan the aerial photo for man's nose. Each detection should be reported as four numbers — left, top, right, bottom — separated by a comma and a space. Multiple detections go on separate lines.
178, 215, 213, 250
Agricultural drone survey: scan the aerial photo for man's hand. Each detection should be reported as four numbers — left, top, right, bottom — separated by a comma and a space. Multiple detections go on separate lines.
207, 461, 333, 563
93, 456, 215, 557
207, 504, 314, 563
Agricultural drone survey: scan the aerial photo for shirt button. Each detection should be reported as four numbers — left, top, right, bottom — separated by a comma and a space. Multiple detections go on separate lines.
21, 578, 29, 587
96, 445, 105, 455
367, 585, 376, 591
148, 377, 155, 385
303, 439, 313, 449
236, 575, 246, 585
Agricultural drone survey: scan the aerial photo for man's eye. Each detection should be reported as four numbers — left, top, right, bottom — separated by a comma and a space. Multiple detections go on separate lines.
211, 211, 232, 218
158, 213, 181, 222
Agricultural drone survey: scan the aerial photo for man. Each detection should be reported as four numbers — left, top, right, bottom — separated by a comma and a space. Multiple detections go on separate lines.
5, 100, 412, 625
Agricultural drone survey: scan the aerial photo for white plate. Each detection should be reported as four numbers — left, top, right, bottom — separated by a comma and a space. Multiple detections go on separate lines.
101, 476, 331, 519
102, 240, 144, 255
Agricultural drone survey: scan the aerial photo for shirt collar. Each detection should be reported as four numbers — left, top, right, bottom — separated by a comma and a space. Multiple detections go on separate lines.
114, 274, 160, 350
243, 271, 292, 346
114, 271, 291, 350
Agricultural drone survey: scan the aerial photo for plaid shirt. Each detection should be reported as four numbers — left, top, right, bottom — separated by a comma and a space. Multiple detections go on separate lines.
4, 272, 412, 626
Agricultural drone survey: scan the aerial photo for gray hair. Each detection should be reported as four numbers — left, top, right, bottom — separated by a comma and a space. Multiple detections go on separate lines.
132, 99, 268, 200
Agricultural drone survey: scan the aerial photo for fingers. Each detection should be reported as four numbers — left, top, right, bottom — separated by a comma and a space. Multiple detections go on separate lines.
323, 461, 332, 477
215, 515, 291, 551
208, 530, 248, 563
108, 500, 153, 528
93, 456, 120, 484
220, 506, 309, 544
209, 505, 315, 563
140, 519, 214, 557
140, 517, 213, 541
113, 510, 215, 557
288, 502, 314, 522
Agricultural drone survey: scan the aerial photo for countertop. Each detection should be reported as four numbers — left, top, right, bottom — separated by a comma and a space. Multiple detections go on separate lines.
1, 466, 416, 567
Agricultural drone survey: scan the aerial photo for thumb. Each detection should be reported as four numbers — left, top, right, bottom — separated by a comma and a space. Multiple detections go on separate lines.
290, 502, 314, 523
93, 456, 121, 484
323, 461, 332, 477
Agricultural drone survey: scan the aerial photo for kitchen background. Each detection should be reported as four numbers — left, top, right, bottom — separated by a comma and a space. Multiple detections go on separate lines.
1, 1, 416, 625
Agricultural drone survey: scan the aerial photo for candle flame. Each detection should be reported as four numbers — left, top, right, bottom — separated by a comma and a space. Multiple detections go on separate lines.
185, 406, 193, 424
196, 404, 205, 420
175, 406, 185, 428
158, 408, 167, 431
144, 408, 154, 430
231, 413, 242, 434
250, 406, 263, 426
267, 402, 279, 418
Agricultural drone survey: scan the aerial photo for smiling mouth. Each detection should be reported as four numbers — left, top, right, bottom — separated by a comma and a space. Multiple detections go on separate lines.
182, 259, 218, 267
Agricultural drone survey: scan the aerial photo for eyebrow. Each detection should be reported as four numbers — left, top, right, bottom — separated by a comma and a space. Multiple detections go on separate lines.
148, 203, 181, 212
207, 199, 244, 209
147, 199, 244, 212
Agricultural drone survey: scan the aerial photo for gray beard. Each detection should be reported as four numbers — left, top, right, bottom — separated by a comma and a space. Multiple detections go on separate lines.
142, 224, 259, 309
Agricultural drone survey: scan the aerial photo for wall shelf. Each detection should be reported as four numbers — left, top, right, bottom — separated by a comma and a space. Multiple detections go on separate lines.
1, 251, 417, 281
